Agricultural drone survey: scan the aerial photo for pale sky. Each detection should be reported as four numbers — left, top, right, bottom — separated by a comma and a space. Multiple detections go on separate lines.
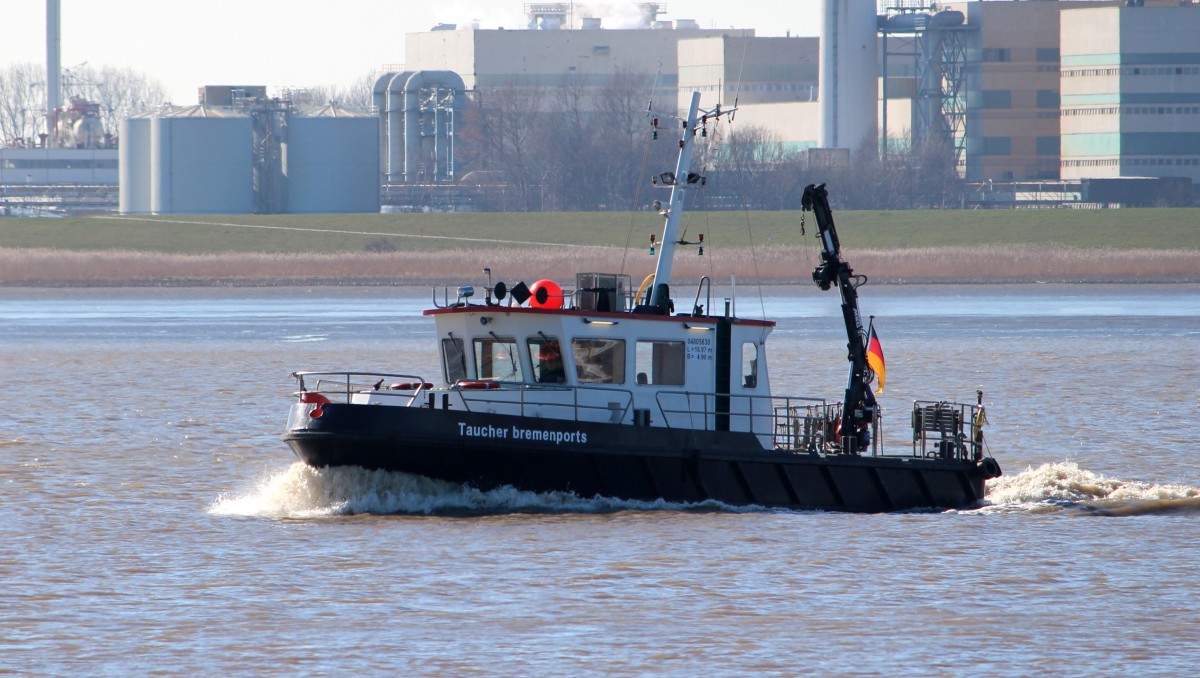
1, 1, 822, 105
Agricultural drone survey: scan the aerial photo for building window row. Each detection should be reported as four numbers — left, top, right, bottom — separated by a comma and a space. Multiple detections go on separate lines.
1123, 157, 1200, 167
687, 82, 813, 93
1061, 158, 1200, 167
1063, 67, 1120, 77
1129, 66, 1199, 76
1063, 66, 1200, 77
746, 83, 813, 92
982, 48, 1011, 63
1061, 159, 1120, 167
1124, 105, 1200, 115
1062, 106, 1200, 116
1062, 107, 1120, 116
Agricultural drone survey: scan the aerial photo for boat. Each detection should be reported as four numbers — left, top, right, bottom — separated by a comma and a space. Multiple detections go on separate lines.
281, 92, 1002, 512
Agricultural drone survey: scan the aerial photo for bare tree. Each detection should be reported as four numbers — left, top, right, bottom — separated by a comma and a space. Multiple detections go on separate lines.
69, 64, 168, 136
463, 79, 549, 211
0, 63, 47, 145
542, 70, 594, 210
308, 70, 378, 112
814, 133, 964, 210
591, 66, 661, 211
0, 62, 166, 146
910, 134, 962, 208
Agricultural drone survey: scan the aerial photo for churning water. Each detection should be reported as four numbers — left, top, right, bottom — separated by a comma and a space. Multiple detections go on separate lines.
3, 284, 1199, 675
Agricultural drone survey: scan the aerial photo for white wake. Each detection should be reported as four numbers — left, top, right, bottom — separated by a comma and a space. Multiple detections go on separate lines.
209, 462, 739, 518
982, 461, 1200, 515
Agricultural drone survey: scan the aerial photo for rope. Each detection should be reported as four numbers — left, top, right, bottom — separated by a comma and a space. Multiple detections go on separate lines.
619, 133, 656, 277
725, 118, 768, 321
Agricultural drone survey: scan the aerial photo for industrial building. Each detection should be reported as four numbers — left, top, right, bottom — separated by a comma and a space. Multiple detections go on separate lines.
119, 88, 379, 215
402, 6, 751, 109
881, 0, 1199, 193
387, 0, 1197, 189
1060, 3, 1200, 188
7, 0, 1200, 216
0, 1, 117, 213
675, 35, 821, 154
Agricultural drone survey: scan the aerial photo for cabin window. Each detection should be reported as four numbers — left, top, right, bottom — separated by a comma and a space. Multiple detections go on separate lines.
572, 338, 625, 384
473, 336, 524, 382
442, 337, 467, 383
527, 336, 567, 384
741, 342, 758, 388
635, 340, 685, 386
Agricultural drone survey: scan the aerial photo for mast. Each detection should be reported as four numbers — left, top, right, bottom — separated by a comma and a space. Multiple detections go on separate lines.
802, 183, 876, 455
647, 91, 733, 313
648, 91, 700, 312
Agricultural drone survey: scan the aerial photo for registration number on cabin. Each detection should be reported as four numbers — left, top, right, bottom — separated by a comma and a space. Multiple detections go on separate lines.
687, 336, 713, 361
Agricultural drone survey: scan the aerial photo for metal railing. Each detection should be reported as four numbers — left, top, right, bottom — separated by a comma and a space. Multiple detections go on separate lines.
654, 389, 839, 448
912, 400, 984, 462
772, 401, 844, 454
291, 371, 983, 462
291, 371, 430, 405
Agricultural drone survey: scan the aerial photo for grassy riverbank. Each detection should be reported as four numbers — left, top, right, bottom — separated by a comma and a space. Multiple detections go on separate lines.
1, 208, 1198, 253
1, 208, 1197, 285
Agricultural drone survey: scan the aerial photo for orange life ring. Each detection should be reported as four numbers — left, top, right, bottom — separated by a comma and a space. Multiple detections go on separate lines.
529, 279, 563, 310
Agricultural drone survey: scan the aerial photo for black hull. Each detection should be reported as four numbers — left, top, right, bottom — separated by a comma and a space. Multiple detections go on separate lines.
282, 403, 993, 513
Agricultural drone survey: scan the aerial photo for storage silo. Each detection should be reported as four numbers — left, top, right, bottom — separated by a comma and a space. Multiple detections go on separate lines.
118, 116, 152, 214
819, 0, 878, 150
150, 111, 253, 214
284, 108, 380, 213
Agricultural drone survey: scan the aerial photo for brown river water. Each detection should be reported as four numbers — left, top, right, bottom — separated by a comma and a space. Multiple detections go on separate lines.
2, 284, 1198, 675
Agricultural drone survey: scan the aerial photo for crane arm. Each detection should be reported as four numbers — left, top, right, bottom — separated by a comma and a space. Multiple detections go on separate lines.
801, 183, 876, 455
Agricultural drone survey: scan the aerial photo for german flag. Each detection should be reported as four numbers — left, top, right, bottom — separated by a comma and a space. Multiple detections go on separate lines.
866, 325, 886, 394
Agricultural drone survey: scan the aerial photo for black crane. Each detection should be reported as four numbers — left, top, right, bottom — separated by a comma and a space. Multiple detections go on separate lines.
802, 183, 877, 455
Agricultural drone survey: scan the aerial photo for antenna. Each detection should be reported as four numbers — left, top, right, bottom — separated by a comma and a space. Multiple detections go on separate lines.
645, 92, 737, 313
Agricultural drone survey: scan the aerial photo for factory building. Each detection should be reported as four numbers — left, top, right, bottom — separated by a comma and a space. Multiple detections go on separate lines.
11, 0, 1200, 215
401, 6, 752, 112
368, 0, 1200, 208
676, 35, 821, 153
1060, 3, 1200, 187
878, 0, 1198, 191
121, 0, 1200, 209
934, 0, 1103, 182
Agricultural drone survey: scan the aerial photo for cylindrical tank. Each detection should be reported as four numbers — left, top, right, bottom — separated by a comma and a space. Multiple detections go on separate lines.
819, 0, 878, 150
72, 116, 103, 148
284, 116, 379, 213
118, 116, 152, 214
150, 115, 253, 214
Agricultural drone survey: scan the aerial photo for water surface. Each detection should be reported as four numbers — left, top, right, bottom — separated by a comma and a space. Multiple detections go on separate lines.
3, 284, 1198, 675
